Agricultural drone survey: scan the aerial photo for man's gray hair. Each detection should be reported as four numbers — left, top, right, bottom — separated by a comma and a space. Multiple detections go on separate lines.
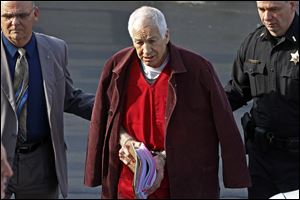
128, 6, 168, 39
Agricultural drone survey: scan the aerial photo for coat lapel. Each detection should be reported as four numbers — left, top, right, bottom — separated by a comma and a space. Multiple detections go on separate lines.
35, 33, 55, 122
1, 37, 16, 112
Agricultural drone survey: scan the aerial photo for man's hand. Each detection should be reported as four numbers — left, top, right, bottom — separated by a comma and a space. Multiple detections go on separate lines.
144, 154, 166, 196
1, 143, 13, 199
119, 138, 141, 172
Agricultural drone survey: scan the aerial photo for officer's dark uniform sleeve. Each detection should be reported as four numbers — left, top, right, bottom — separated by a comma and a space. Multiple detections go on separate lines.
225, 36, 253, 111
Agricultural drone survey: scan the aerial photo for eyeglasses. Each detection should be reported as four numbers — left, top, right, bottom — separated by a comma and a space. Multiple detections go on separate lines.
1, 7, 35, 22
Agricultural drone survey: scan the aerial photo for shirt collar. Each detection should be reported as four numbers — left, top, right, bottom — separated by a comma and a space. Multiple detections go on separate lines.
2, 32, 36, 58
260, 13, 299, 43
285, 13, 299, 43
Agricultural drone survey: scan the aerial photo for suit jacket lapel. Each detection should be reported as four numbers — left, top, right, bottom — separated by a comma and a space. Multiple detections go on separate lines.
1, 37, 16, 112
35, 33, 55, 121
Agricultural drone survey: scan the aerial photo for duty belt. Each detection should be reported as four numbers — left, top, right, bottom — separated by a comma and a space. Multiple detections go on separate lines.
269, 135, 299, 152
254, 127, 299, 153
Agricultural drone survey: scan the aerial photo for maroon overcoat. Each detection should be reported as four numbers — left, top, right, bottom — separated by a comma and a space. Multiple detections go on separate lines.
84, 43, 251, 198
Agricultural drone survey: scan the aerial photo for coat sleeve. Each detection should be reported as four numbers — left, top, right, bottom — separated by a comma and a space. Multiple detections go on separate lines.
84, 59, 113, 187
224, 35, 253, 111
62, 42, 95, 120
205, 63, 251, 188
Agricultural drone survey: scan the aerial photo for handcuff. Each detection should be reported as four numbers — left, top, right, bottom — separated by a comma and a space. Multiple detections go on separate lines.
151, 150, 167, 160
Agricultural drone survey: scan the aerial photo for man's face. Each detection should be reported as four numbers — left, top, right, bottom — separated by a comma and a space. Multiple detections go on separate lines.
1, 1, 39, 47
132, 21, 169, 68
256, 1, 296, 37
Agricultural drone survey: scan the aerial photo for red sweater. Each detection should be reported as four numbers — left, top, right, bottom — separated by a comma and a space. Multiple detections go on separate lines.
118, 58, 170, 198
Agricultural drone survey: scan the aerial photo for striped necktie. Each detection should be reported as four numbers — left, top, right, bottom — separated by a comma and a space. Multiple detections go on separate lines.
14, 48, 29, 143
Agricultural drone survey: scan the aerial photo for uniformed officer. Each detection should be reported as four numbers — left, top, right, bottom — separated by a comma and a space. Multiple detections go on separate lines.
225, 1, 299, 199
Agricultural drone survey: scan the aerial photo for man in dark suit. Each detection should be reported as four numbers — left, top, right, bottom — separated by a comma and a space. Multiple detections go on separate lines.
1, 1, 94, 198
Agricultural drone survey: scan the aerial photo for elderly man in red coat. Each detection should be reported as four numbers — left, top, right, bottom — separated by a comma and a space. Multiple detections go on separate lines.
84, 6, 251, 199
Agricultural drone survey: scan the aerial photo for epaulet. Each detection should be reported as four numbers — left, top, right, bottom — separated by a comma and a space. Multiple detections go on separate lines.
255, 25, 266, 38
246, 25, 266, 40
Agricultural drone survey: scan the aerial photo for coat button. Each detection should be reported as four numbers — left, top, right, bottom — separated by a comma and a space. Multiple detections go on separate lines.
108, 110, 113, 116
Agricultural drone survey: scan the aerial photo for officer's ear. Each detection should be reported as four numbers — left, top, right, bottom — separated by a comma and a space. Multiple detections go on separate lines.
33, 6, 40, 23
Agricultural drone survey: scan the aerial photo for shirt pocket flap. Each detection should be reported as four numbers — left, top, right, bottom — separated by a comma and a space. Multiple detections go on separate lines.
244, 62, 266, 76
280, 67, 299, 80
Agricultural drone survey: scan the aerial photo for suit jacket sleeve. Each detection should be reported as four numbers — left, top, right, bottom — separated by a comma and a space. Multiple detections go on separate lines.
62, 42, 95, 120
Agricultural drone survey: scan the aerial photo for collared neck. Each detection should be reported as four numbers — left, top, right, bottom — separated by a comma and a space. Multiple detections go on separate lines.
141, 54, 169, 80
260, 13, 299, 43
285, 13, 299, 43
2, 32, 36, 58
